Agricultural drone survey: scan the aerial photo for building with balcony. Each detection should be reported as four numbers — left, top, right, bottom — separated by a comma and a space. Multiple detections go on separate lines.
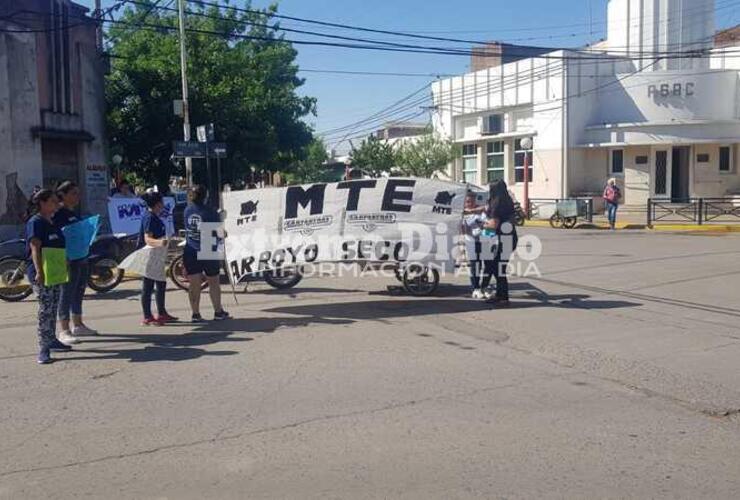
0, 0, 107, 237
433, 0, 740, 209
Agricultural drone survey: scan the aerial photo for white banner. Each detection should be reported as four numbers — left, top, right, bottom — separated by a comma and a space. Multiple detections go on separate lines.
222, 178, 467, 284
107, 197, 176, 237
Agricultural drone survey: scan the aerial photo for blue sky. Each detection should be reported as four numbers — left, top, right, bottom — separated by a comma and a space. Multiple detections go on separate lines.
80, 0, 739, 150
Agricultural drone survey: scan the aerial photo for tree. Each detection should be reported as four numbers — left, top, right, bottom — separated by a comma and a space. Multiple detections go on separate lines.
285, 138, 331, 184
395, 134, 459, 178
349, 135, 397, 178
105, 1, 316, 189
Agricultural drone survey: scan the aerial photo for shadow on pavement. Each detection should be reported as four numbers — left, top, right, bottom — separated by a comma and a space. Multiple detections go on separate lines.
84, 289, 140, 301
63, 329, 249, 363
64, 281, 640, 363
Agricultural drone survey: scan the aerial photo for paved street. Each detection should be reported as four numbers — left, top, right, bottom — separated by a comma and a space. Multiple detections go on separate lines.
1, 228, 740, 499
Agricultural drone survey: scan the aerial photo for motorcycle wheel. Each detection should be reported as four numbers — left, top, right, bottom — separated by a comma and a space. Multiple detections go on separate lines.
0, 257, 32, 302
168, 255, 209, 292
87, 258, 124, 293
264, 268, 303, 289
563, 217, 578, 229
514, 211, 526, 226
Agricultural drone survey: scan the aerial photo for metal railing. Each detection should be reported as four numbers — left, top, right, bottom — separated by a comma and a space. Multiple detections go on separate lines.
528, 198, 594, 223
647, 197, 740, 226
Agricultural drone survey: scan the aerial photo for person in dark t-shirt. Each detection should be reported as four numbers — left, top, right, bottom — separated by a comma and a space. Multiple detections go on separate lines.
482, 180, 519, 306
26, 189, 70, 364
183, 185, 229, 323
138, 192, 177, 326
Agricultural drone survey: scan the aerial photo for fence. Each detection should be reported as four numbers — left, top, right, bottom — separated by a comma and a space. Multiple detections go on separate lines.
528, 198, 594, 223
647, 198, 740, 226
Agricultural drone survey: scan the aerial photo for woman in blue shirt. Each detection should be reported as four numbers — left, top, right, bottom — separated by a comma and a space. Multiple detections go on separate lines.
138, 192, 177, 326
26, 189, 71, 364
53, 181, 97, 344
183, 185, 229, 322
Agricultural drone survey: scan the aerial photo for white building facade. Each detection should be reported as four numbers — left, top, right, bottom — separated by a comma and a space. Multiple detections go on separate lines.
433, 0, 740, 207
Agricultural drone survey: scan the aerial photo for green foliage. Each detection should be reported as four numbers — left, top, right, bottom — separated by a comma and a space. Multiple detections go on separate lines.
395, 134, 459, 178
105, 0, 316, 189
348, 136, 397, 178
284, 138, 332, 184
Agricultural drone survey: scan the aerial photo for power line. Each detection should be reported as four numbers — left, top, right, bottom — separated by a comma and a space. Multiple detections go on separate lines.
298, 68, 455, 78
96, 12, 738, 62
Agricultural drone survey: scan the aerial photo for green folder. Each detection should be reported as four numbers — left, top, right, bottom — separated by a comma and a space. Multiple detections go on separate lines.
42, 248, 69, 286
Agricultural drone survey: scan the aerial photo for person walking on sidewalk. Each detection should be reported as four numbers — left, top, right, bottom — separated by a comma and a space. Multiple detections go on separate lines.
54, 181, 97, 344
183, 185, 230, 323
603, 178, 622, 230
138, 192, 178, 326
26, 189, 72, 364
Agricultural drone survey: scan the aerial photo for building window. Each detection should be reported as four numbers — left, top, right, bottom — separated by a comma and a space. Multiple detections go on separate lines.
482, 114, 503, 135
610, 149, 624, 174
719, 146, 732, 172
462, 144, 478, 183
514, 138, 533, 183
486, 141, 505, 183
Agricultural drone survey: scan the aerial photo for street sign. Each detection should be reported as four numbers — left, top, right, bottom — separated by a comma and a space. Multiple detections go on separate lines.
209, 142, 227, 158
173, 100, 184, 117
172, 141, 227, 159
196, 123, 216, 143
173, 141, 206, 158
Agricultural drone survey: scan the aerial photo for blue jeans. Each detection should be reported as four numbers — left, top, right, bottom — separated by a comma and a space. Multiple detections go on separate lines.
606, 202, 618, 226
58, 259, 88, 321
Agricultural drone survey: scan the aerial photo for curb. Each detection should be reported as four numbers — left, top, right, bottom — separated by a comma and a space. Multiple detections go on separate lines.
523, 219, 740, 232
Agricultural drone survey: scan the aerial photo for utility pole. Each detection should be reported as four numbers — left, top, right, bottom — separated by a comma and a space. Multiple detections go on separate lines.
177, 0, 193, 187
94, 0, 103, 51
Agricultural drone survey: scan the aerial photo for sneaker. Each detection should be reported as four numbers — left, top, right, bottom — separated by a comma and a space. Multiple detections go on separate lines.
157, 313, 179, 323
49, 339, 73, 352
471, 289, 485, 299
72, 325, 98, 337
37, 348, 53, 365
57, 330, 81, 346
483, 289, 495, 300
142, 317, 164, 327
213, 310, 231, 321
191, 313, 206, 323
491, 297, 511, 306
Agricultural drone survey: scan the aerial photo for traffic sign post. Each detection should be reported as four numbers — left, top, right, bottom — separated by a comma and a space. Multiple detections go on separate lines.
173, 128, 228, 209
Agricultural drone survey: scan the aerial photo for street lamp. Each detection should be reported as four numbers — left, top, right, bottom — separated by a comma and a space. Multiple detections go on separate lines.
519, 137, 532, 219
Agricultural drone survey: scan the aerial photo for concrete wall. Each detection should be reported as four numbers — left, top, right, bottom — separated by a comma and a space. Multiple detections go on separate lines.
0, 29, 44, 238
692, 144, 740, 196
623, 146, 652, 206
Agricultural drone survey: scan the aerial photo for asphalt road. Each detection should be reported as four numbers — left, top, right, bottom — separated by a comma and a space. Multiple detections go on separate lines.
1, 228, 740, 499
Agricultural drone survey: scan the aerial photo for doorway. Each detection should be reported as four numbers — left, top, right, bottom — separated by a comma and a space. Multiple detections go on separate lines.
671, 146, 690, 201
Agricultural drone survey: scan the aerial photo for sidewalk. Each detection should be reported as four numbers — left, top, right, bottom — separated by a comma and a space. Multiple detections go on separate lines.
526, 213, 740, 232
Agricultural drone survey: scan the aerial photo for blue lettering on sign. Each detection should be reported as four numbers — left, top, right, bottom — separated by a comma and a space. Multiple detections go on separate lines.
117, 202, 145, 218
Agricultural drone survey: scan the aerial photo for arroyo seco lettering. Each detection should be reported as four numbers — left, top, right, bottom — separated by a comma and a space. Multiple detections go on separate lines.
341, 240, 410, 262
284, 179, 417, 219
229, 243, 319, 279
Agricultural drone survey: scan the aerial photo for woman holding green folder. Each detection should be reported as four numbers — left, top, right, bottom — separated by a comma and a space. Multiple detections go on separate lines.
26, 189, 71, 365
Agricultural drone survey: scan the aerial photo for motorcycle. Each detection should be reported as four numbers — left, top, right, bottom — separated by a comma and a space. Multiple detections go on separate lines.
0, 234, 131, 302
513, 200, 526, 226
0, 238, 31, 302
